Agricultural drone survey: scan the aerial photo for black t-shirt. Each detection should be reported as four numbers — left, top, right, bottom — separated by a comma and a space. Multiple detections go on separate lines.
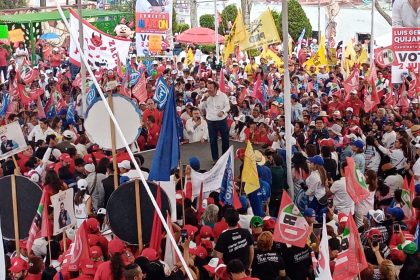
277, 243, 312, 280
251, 249, 285, 280
215, 228, 254, 268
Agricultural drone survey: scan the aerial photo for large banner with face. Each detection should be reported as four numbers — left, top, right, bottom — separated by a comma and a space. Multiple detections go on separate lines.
135, 0, 173, 57
68, 9, 131, 69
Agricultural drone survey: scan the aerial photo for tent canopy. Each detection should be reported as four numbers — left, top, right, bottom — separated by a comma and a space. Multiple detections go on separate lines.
176, 27, 225, 45
0, 9, 128, 24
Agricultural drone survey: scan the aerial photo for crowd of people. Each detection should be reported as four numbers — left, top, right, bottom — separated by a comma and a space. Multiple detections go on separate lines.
0, 27, 420, 280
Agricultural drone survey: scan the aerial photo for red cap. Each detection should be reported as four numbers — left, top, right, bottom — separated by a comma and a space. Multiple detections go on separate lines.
199, 225, 213, 239
200, 239, 213, 251
263, 217, 276, 231
86, 218, 100, 234
203, 258, 223, 274
141, 248, 159, 261
319, 138, 335, 147
389, 248, 406, 264
89, 246, 103, 259
215, 264, 229, 280
367, 228, 383, 239
9, 257, 28, 273
337, 213, 349, 229
83, 154, 93, 164
189, 246, 208, 260
59, 153, 71, 163
235, 148, 245, 160
122, 249, 135, 266
108, 239, 125, 255
79, 259, 96, 275
183, 224, 198, 238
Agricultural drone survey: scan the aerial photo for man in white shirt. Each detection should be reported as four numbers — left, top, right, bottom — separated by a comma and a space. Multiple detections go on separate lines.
185, 107, 208, 143
28, 118, 55, 142
392, 0, 420, 27
199, 79, 230, 162
330, 163, 355, 215
382, 121, 397, 148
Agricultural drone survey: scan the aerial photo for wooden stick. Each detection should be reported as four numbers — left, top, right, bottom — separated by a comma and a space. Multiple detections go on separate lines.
108, 94, 119, 190
134, 180, 143, 252
179, 163, 185, 226
47, 235, 52, 265
11, 174, 20, 257
63, 230, 67, 252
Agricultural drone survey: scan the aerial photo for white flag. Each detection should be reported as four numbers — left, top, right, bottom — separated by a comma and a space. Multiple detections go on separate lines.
189, 146, 233, 197
315, 214, 333, 280
163, 213, 178, 268
0, 220, 5, 280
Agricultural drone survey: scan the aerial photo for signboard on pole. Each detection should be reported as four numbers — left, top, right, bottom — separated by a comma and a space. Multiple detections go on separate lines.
51, 188, 76, 235
135, 0, 173, 57
0, 122, 27, 161
391, 27, 420, 83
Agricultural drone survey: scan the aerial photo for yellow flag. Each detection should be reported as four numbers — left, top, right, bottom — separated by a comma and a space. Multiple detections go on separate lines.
356, 47, 369, 65
242, 141, 260, 194
223, 11, 246, 63
304, 36, 329, 73
260, 48, 283, 68
288, 34, 293, 57
239, 10, 280, 51
343, 40, 356, 74
185, 48, 194, 66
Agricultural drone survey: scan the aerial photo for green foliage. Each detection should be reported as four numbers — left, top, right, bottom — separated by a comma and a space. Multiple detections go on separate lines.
199, 14, 215, 30
111, 0, 135, 22
278, 0, 312, 41
174, 23, 190, 34
220, 4, 238, 35
270, 10, 281, 40
199, 45, 215, 54
0, 0, 26, 10
172, 6, 177, 32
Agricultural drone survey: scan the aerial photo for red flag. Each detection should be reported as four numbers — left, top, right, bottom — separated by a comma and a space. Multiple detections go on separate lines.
72, 74, 82, 88
344, 157, 370, 204
238, 87, 247, 104
251, 75, 264, 103
18, 85, 43, 105
273, 192, 310, 248
343, 65, 360, 101
116, 56, 124, 79
333, 215, 368, 280
149, 185, 163, 253
219, 70, 227, 93
36, 97, 46, 119
364, 63, 380, 112
27, 190, 50, 253
20, 59, 39, 85
232, 182, 242, 210
68, 221, 91, 271
132, 72, 147, 103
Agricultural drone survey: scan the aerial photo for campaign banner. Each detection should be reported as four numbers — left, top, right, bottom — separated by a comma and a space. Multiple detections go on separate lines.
135, 0, 173, 57
239, 10, 280, 51
391, 27, 420, 83
374, 46, 395, 68
68, 9, 131, 69
51, 188, 76, 235
0, 121, 27, 161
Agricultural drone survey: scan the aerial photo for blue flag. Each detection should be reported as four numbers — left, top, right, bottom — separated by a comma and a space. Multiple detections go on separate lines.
0, 92, 10, 117
66, 97, 75, 125
144, 59, 153, 76
86, 84, 98, 110
297, 28, 306, 43
153, 77, 170, 109
148, 86, 180, 181
219, 153, 235, 206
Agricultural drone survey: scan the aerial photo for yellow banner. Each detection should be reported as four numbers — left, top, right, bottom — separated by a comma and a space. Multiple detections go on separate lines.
260, 48, 283, 68
148, 35, 162, 52
223, 11, 246, 62
242, 141, 260, 194
8, 29, 24, 43
304, 36, 329, 73
239, 10, 280, 51
185, 48, 194, 66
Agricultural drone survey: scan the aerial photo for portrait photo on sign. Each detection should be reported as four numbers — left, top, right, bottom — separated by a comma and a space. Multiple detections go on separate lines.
0, 121, 27, 161
51, 188, 76, 235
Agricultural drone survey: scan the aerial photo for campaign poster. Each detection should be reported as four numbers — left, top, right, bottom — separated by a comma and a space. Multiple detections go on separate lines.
135, 0, 173, 57
51, 188, 76, 235
391, 27, 420, 83
0, 121, 27, 161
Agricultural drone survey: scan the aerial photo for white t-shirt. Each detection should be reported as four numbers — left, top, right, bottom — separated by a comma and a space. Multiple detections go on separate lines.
305, 170, 326, 201
356, 190, 376, 217
330, 177, 355, 215
382, 131, 397, 149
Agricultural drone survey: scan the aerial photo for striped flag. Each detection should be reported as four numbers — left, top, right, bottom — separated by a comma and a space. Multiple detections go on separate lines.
344, 157, 370, 204
36, 97, 46, 119
316, 214, 333, 280
219, 148, 241, 209
27, 190, 50, 253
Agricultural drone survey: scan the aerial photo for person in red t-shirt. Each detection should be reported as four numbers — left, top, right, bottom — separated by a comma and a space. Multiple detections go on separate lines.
344, 89, 364, 115
145, 115, 160, 150
94, 239, 127, 280
0, 41, 9, 79
49, 47, 62, 69
142, 98, 162, 126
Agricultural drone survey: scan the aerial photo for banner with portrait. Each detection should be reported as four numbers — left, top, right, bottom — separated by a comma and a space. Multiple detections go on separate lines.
0, 121, 27, 161
51, 189, 76, 235
391, 27, 420, 83
135, 0, 173, 57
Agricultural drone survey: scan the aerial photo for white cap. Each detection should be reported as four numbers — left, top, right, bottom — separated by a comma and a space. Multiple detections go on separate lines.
97, 208, 107, 215
171, 69, 178, 75
234, 115, 246, 123
84, 163, 95, 173
229, 96, 237, 105
346, 107, 354, 112
118, 160, 131, 170
77, 179, 88, 190
152, 60, 159, 65
62, 130, 75, 140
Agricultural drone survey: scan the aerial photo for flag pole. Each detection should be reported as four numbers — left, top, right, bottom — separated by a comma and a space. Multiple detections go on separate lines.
179, 163, 186, 225
370, 0, 375, 63
214, 0, 219, 63
282, 0, 294, 200
78, 0, 87, 116
11, 174, 20, 257
63, 230, 67, 252
107, 93, 119, 190
134, 179, 143, 252
55, 5, 195, 279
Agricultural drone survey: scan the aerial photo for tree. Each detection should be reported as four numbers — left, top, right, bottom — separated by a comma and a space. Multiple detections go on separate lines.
0, 0, 26, 9
278, 0, 312, 41
271, 10, 281, 40
220, 4, 238, 34
200, 14, 215, 30
174, 23, 190, 34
